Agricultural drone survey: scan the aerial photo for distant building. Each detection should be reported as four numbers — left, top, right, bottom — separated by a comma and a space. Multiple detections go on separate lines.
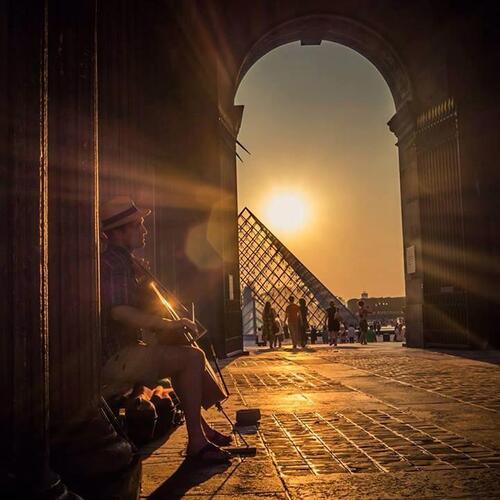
347, 295, 405, 323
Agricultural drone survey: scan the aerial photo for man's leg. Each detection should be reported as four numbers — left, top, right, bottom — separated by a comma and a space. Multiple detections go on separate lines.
156, 344, 232, 458
155, 345, 207, 454
290, 324, 298, 348
160, 346, 232, 454
360, 329, 366, 344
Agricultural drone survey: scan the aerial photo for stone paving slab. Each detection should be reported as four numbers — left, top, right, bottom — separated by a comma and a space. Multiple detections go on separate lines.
287, 469, 500, 499
141, 343, 500, 498
239, 390, 378, 413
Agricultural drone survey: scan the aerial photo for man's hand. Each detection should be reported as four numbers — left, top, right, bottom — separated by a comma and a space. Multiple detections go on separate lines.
179, 318, 198, 335
157, 317, 198, 336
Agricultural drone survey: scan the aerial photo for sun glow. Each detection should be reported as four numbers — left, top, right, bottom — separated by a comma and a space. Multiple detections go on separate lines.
264, 191, 309, 233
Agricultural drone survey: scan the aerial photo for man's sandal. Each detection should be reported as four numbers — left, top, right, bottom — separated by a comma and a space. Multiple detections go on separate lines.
185, 443, 232, 465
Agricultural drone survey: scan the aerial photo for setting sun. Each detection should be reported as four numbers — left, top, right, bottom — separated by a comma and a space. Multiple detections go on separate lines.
264, 191, 309, 233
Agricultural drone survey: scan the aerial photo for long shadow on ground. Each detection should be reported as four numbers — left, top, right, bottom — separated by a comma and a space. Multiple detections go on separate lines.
147, 459, 235, 499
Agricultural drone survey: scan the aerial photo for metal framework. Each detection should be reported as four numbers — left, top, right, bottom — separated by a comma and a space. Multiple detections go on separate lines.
238, 208, 354, 333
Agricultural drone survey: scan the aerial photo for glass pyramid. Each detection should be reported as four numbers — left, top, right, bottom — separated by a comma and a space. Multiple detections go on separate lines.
238, 207, 355, 334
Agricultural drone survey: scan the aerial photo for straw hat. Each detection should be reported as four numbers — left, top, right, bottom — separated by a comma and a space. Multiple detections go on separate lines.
101, 196, 151, 232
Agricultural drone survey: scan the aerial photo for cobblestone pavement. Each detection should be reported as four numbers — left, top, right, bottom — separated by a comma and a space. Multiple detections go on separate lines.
141, 342, 500, 499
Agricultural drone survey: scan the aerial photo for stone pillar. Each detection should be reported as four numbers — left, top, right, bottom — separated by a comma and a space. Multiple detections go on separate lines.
47, 0, 100, 431
1, 0, 135, 496
389, 101, 424, 348
45, 2, 136, 493
0, 1, 71, 496
0, 0, 51, 489
217, 104, 244, 355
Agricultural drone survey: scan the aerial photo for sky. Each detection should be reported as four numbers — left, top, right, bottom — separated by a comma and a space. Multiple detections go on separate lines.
235, 41, 404, 301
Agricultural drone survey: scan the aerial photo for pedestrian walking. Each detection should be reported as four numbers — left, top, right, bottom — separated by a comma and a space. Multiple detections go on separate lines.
284, 296, 301, 349
262, 301, 277, 349
298, 298, 309, 348
358, 300, 370, 345
325, 301, 340, 346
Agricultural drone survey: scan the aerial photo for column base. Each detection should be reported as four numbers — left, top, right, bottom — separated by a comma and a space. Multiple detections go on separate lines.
51, 405, 140, 500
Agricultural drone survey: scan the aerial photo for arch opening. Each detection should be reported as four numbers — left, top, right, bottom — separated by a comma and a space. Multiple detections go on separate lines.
234, 37, 406, 334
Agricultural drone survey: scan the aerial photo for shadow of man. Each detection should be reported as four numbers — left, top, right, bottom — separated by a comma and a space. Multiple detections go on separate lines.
148, 458, 234, 499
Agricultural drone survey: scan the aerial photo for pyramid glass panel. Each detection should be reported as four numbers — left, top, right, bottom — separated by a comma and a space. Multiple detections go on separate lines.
238, 208, 355, 332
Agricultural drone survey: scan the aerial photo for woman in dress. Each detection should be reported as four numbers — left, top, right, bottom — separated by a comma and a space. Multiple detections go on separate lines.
262, 301, 277, 349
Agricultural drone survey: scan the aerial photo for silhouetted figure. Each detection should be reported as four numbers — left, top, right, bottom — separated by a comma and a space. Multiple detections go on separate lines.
325, 301, 340, 346
358, 300, 370, 345
100, 196, 231, 464
298, 298, 309, 348
284, 295, 301, 349
262, 301, 277, 348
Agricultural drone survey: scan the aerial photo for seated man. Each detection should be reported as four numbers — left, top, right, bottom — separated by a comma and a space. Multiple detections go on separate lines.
100, 196, 231, 464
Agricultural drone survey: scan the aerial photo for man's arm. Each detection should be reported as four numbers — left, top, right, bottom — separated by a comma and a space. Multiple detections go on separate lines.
101, 257, 197, 338
111, 305, 197, 336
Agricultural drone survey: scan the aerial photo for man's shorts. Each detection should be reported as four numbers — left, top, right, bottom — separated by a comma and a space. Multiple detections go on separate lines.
101, 342, 162, 398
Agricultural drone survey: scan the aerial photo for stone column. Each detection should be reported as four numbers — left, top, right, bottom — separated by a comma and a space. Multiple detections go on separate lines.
45, 2, 136, 494
217, 103, 245, 356
389, 101, 424, 348
47, 0, 100, 431
0, 0, 135, 495
0, 1, 71, 497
